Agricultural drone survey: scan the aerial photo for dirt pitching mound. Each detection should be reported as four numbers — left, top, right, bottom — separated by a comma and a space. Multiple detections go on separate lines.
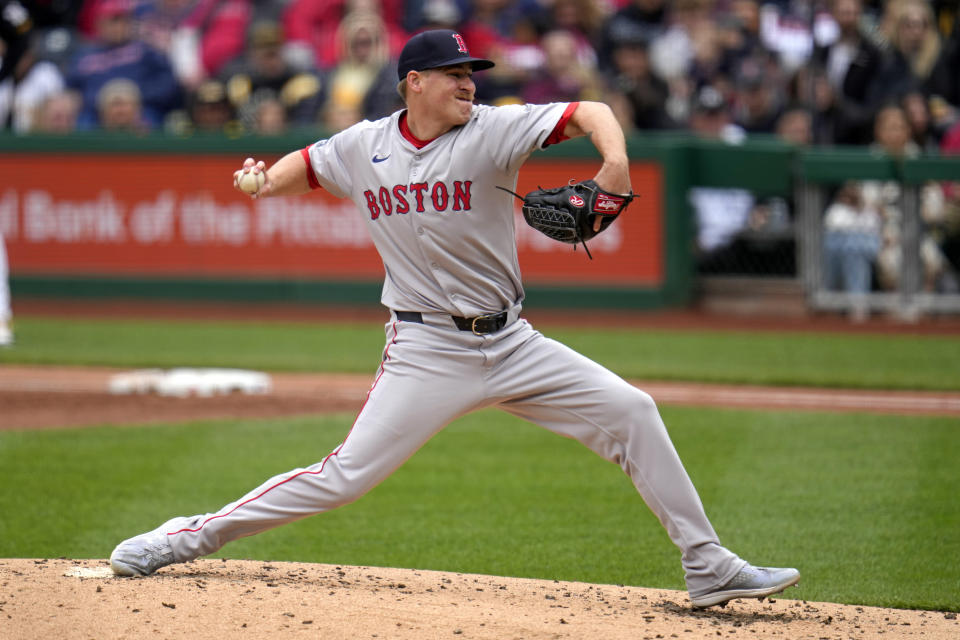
3, 559, 957, 640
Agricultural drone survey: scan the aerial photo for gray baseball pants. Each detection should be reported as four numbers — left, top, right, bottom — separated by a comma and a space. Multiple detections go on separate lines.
166, 313, 745, 595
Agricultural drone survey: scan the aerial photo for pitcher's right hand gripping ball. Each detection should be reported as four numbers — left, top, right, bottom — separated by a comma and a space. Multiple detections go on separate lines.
234, 158, 266, 197
500, 180, 634, 259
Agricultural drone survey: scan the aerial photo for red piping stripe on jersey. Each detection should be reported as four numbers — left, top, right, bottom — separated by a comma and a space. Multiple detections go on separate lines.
542, 101, 579, 148
301, 146, 322, 190
167, 321, 402, 538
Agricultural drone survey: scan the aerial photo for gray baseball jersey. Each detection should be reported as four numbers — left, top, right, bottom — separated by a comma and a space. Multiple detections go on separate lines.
302, 102, 573, 317
160, 103, 746, 596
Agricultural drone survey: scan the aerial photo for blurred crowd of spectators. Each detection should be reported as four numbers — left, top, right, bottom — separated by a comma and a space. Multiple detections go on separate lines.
0, 0, 959, 149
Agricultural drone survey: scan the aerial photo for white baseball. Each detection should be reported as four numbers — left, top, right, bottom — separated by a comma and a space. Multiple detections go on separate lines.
238, 170, 265, 194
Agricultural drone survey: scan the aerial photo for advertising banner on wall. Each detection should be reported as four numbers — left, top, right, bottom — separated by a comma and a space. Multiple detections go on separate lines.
1, 154, 663, 286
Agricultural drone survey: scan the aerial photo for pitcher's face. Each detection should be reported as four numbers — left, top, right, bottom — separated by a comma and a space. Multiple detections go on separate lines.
417, 64, 476, 127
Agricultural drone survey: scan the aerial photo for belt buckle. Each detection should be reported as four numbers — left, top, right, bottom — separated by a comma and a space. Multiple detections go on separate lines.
471, 312, 499, 336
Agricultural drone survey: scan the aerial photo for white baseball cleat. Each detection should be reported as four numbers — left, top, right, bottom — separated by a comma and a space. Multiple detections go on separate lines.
689, 565, 800, 608
110, 519, 184, 576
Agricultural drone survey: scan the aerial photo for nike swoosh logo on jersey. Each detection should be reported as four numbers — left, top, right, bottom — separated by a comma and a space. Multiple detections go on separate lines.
372, 154, 390, 163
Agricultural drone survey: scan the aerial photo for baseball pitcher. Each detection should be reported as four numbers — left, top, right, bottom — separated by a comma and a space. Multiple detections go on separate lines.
110, 29, 799, 609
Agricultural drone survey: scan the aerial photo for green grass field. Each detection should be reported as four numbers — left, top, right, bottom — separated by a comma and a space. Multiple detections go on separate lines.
1, 315, 958, 611
4, 315, 960, 389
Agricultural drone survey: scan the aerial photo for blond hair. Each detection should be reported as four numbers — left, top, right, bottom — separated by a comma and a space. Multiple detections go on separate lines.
884, 0, 941, 79
336, 10, 389, 67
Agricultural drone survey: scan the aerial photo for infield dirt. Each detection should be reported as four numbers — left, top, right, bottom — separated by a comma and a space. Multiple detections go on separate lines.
3, 558, 959, 640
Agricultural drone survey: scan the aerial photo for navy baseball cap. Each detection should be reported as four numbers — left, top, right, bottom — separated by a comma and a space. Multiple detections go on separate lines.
397, 29, 494, 80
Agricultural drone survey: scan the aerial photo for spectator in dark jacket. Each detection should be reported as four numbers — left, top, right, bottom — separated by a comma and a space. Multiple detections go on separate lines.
597, 0, 668, 74
873, 0, 941, 104
603, 29, 673, 130
732, 58, 784, 135
218, 20, 324, 129
810, 0, 886, 144
65, 0, 181, 130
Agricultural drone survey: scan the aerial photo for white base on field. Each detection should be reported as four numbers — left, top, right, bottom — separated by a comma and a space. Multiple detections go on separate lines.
63, 566, 114, 578
108, 368, 272, 397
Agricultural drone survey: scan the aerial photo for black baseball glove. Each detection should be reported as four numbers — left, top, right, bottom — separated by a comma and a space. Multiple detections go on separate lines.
499, 179, 634, 259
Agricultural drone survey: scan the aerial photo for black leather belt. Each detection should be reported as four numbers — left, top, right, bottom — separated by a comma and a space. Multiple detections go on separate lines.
395, 310, 509, 335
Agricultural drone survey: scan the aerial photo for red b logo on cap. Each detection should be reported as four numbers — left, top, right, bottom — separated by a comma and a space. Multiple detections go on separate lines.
452, 33, 468, 53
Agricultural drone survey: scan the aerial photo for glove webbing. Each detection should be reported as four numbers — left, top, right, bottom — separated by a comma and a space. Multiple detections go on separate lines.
496, 185, 595, 259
